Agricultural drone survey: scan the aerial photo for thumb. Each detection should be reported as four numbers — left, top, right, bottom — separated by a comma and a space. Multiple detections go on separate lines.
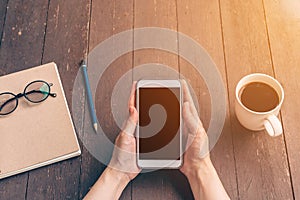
122, 106, 138, 137
183, 102, 198, 135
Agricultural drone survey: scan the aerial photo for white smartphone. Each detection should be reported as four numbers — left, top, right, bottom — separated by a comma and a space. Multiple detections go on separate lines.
136, 80, 182, 168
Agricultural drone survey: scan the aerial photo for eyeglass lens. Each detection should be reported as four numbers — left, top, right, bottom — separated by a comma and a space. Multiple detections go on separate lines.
0, 93, 17, 115
24, 81, 50, 103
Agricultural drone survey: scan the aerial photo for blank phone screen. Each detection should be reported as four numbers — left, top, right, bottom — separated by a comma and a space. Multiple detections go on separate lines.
138, 87, 180, 160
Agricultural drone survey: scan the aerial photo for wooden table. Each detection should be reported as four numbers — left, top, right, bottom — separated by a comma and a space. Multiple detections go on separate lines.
0, 0, 299, 199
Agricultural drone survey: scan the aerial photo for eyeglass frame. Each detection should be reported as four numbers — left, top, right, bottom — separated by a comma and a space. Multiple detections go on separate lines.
0, 80, 57, 116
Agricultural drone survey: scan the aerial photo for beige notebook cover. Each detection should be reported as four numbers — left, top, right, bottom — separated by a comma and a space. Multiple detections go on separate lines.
0, 62, 81, 179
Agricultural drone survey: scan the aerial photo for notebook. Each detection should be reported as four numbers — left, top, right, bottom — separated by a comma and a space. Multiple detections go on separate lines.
0, 62, 81, 179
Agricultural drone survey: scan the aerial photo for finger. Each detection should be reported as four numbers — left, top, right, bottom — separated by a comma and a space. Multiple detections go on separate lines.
183, 102, 198, 135
188, 101, 201, 125
181, 79, 194, 104
128, 81, 137, 108
122, 106, 138, 137
181, 80, 200, 119
182, 102, 192, 136
189, 101, 199, 118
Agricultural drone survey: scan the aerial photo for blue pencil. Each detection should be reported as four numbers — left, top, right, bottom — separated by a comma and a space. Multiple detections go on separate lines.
81, 59, 98, 132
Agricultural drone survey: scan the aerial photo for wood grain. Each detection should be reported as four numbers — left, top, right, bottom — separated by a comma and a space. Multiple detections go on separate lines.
79, 0, 113, 198
0, 0, 49, 75
263, 0, 300, 198
25, 1, 90, 199
0, 0, 8, 46
220, 0, 293, 199
132, 0, 189, 199
1, 0, 299, 199
0, 0, 49, 199
176, 0, 238, 198
80, 0, 134, 199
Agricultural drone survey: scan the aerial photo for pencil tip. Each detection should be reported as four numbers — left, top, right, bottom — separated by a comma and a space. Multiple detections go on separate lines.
94, 123, 98, 132
81, 58, 87, 66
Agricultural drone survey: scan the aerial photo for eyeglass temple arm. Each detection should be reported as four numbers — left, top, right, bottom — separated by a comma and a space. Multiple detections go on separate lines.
48, 83, 56, 97
25, 90, 57, 97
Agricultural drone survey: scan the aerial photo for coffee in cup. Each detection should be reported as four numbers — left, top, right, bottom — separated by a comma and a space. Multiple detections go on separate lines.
235, 73, 284, 137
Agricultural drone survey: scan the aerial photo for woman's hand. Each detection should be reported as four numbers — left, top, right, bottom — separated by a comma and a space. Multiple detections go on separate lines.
108, 82, 141, 181
180, 80, 210, 178
84, 83, 141, 200
179, 80, 230, 200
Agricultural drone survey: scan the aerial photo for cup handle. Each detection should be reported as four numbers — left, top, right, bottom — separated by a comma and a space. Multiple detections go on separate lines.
264, 115, 283, 137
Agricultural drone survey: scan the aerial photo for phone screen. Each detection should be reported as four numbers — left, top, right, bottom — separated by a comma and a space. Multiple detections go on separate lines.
138, 87, 180, 160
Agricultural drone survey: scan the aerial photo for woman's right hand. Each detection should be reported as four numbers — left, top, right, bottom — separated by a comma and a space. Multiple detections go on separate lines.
180, 80, 210, 178
179, 80, 230, 200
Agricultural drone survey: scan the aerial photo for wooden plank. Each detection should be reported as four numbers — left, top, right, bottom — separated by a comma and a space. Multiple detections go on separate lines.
0, 0, 49, 74
219, 0, 294, 199
132, 0, 188, 199
176, 0, 238, 198
0, 0, 49, 199
80, 0, 134, 199
25, 1, 90, 199
0, 175, 27, 200
263, 0, 300, 198
134, 170, 192, 200
41, 0, 90, 104
0, 0, 8, 44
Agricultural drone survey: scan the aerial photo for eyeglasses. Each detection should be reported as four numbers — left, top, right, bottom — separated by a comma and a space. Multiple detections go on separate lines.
0, 80, 57, 115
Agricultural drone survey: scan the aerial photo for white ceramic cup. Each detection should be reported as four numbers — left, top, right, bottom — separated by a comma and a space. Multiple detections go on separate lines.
235, 73, 284, 137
